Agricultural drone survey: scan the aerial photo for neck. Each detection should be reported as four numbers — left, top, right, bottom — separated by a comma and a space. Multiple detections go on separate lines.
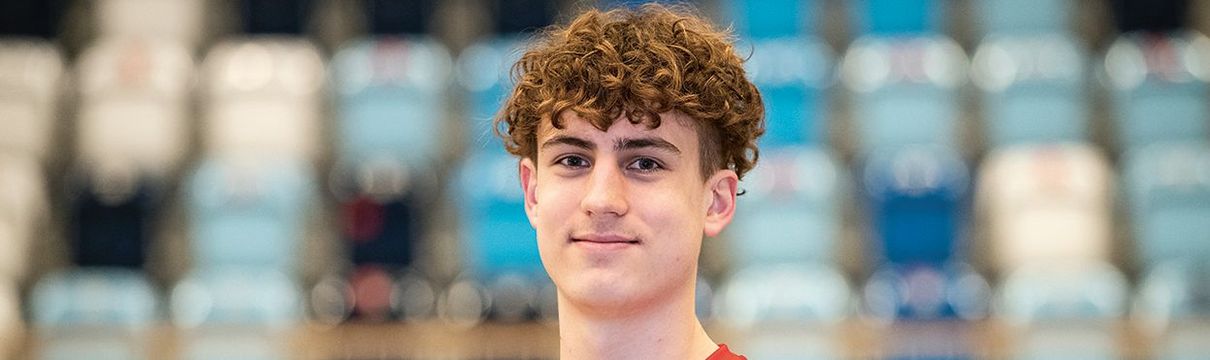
556, 279, 717, 360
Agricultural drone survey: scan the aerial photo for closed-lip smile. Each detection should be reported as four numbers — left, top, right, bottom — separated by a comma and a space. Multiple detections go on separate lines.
571, 233, 640, 245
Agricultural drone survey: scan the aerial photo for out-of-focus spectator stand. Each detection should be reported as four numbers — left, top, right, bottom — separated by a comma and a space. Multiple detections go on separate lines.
445, 0, 561, 327
309, 0, 450, 325
843, 0, 991, 358
3, 0, 1210, 359
712, 1, 853, 359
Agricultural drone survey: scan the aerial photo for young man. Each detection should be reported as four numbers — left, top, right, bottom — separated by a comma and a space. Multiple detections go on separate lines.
495, 4, 764, 359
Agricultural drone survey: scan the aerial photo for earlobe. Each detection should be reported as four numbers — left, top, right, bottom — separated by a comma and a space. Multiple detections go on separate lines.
703, 169, 738, 237
519, 158, 539, 226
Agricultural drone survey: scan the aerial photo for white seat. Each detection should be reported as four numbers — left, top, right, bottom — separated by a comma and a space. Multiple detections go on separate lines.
0, 154, 46, 281
96, 0, 205, 46
978, 143, 1127, 331
978, 143, 1114, 271
74, 37, 194, 178
200, 38, 326, 163
0, 40, 63, 161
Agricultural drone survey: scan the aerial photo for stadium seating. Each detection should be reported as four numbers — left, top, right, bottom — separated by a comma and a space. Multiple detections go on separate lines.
199, 38, 326, 162
1127, 142, 1210, 325
978, 143, 1126, 358
860, 145, 988, 321
716, 2, 849, 341
972, 0, 1088, 146
720, 147, 850, 328
29, 269, 158, 359
742, 36, 833, 147
843, 36, 966, 154
74, 37, 193, 179
30, 34, 196, 360
324, 30, 452, 321
972, 34, 1088, 146
1104, 32, 1210, 148
173, 2, 324, 356
449, 36, 555, 324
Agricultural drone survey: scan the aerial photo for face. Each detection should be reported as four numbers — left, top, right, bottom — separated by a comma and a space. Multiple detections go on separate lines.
518, 111, 738, 316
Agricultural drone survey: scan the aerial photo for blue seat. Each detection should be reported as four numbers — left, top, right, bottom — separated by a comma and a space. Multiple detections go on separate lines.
1125, 142, 1210, 271
457, 37, 527, 128
724, 0, 820, 39
0, 40, 63, 163
1125, 142, 1210, 323
864, 145, 968, 266
730, 147, 844, 266
998, 262, 1127, 360
452, 147, 547, 321
849, 0, 943, 36
974, 0, 1070, 35
741, 37, 832, 147
973, 35, 1088, 146
860, 145, 987, 320
843, 36, 966, 154
30, 268, 158, 360
1105, 33, 1210, 149
186, 158, 314, 271
720, 147, 849, 326
331, 36, 451, 173
31, 269, 159, 327
171, 267, 299, 360
171, 267, 302, 328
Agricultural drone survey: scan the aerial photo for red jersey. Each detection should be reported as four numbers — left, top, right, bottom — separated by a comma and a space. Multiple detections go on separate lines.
707, 344, 746, 360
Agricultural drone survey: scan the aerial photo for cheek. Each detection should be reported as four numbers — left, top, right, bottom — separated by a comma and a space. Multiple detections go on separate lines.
636, 189, 705, 257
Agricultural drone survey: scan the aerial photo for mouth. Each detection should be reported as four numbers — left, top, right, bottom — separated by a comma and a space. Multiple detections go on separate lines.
570, 233, 641, 246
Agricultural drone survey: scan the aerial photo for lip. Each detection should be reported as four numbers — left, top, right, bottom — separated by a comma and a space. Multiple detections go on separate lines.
570, 233, 640, 250
571, 233, 640, 244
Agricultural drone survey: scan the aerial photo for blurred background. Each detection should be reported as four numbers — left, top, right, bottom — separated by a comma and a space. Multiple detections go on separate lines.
1, 0, 1209, 358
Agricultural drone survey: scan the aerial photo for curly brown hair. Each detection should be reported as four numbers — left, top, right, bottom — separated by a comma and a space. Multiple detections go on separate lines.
494, 3, 765, 179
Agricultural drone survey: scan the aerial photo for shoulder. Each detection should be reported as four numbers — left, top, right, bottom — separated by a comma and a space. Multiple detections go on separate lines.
706, 344, 747, 360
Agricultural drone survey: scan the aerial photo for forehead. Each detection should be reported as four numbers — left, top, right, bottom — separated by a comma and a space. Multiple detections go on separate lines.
537, 111, 702, 148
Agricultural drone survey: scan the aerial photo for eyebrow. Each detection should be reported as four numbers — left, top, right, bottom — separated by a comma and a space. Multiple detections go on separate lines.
540, 135, 681, 155
615, 137, 681, 155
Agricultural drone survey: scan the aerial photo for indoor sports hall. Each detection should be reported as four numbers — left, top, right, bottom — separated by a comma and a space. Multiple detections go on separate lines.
1, 0, 1209, 358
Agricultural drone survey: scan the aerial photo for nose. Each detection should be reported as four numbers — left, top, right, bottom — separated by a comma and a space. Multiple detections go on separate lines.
580, 162, 629, 217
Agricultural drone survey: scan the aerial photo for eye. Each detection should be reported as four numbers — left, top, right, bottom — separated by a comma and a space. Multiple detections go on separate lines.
556, 155, 590, 169
627, 157, 663, 172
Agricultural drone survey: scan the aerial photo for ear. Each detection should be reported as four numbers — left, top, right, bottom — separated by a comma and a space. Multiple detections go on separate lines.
519, 157, 539, 227
702, 169, 738, 237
